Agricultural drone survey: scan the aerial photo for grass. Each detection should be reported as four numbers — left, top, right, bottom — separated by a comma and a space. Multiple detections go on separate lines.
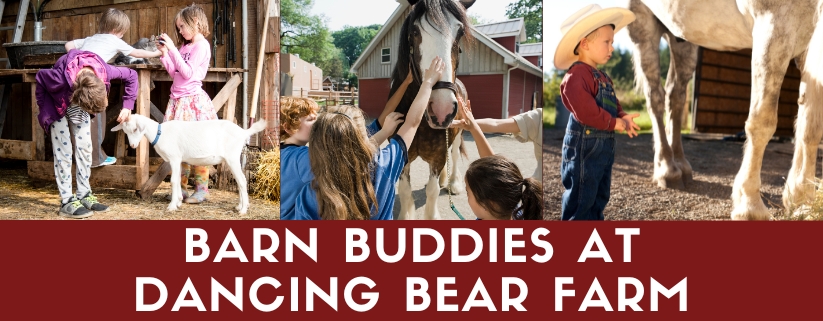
543, 106, 556, 128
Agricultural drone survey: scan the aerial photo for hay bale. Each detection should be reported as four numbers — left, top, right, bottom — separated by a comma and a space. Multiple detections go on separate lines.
250, 146, 280, 202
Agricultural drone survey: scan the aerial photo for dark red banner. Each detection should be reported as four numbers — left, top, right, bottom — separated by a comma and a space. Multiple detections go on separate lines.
1, 221, 821, 320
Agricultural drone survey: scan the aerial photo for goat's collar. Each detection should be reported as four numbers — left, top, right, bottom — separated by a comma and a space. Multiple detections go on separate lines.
150, 124, 162, 146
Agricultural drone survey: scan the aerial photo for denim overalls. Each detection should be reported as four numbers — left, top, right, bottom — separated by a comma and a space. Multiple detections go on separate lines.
561, 62, 619, 220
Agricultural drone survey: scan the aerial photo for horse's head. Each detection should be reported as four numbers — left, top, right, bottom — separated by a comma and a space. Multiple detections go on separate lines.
401, 0, 474, 129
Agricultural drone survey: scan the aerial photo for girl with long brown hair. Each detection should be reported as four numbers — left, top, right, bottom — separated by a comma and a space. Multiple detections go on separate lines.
291, 57, 446, 220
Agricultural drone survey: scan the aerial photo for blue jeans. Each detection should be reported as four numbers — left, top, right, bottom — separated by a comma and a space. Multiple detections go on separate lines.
561, 119, 615, 220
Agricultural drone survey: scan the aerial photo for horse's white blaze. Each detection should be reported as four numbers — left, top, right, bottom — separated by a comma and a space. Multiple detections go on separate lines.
416, 10, 461, 127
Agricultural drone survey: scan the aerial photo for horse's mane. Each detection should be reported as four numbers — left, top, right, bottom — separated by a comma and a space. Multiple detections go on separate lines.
389, 0, 473, 115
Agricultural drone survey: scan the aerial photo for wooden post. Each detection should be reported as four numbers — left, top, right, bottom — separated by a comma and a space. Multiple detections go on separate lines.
135, 69, 151, 190
216, 87, 239, 190
30, 83, 44, 161
115, 84, 127, 165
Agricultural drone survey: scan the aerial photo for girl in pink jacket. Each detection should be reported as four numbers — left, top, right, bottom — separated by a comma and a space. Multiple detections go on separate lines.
157, 4, 215, 204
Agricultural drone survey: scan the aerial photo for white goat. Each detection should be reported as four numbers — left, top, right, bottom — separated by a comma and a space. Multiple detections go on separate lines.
111, 114, 267, 214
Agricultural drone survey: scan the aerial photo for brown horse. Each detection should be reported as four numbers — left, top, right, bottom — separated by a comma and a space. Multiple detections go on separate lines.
389, 0, 474, 220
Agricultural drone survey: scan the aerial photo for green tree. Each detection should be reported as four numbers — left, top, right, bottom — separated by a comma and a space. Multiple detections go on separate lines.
281, 0, 337, 72
331, 24, 381, 67
331, 24, 381, 89
659, 43, 671, 80
469, 13, 492, 26
505, 0, 542, 43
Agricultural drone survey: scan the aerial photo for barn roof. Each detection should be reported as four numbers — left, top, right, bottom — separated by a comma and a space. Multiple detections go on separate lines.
518, 43, 542, 56
350, 0, 541, 77
474, 18, 526, 42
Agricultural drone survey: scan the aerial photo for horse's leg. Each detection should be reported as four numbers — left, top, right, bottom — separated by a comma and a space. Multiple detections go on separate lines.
784, 46, 823, 213
447, 131, 465, 194
784, 64, 822, 213
626, 0, 682, 189
424, 159, 446, 220
398, 163, 415, 220
663, 33, 699, 185
731, 19, 793, 221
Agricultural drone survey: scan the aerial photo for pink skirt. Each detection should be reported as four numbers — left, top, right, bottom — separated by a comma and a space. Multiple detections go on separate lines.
163, 91, 218, 122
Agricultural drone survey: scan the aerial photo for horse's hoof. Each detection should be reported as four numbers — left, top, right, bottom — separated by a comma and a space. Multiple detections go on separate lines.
730, 199, 771, 221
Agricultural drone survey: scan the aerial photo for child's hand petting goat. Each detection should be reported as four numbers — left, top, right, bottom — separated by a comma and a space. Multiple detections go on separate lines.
111, 114, 267, 214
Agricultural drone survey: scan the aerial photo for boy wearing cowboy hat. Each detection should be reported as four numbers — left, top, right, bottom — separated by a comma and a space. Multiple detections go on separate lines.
555, 4, 640, 220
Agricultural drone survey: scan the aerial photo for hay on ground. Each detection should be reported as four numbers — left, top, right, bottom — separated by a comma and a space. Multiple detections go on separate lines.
250, 146, 280, 202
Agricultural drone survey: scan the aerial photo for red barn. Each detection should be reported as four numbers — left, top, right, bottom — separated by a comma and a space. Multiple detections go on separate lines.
350, 0, 543, 119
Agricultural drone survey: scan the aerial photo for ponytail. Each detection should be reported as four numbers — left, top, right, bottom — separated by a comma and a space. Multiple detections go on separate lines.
514, 178, 544, 220
465, 155, 544, 220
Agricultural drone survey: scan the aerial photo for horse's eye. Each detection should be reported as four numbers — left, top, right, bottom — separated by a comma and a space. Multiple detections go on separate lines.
459, 47, 463, 54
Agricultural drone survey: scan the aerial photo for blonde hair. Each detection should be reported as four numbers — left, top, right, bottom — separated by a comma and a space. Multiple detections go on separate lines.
98, 8, 130, 35
308, 106, 377, 220
174, 4, 211, 45
574, 24, 615, 55
72, 71, 109, 114
280, 97, 320, 141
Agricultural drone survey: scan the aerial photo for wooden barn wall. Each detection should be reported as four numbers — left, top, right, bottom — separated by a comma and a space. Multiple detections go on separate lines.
359, 6, 410, 79
359, 6, 508, 80
694, 48, 800, 137
0, 0, 265, 146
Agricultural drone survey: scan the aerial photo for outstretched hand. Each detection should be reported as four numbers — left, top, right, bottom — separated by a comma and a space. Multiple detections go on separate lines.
422, 56, 445, 85
450, 97, 475, 131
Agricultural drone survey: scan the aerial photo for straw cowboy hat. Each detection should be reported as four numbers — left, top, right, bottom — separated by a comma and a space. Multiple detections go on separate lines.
554, 4, 636, 70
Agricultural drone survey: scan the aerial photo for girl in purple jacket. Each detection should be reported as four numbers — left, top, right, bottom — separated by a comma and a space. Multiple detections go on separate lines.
35, 50, 138, 218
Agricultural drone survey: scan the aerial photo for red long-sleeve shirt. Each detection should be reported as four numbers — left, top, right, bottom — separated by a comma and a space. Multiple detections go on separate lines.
560, 63, 626, 131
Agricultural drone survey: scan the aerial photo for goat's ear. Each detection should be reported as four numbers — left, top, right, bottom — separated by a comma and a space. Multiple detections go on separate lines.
111, 124, 123, 132
136, 122, 145, 134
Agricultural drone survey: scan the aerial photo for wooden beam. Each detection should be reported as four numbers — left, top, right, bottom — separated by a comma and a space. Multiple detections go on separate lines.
211, 74, 243, 112
137, 161, 171, 200
28, 161, 137, 190
223, 87, 238, 123
31, 83, 45, 161
0, 139, 34, 160
135, 69, 151, 190
150, 70, 237, 83
150, 102, 165, 123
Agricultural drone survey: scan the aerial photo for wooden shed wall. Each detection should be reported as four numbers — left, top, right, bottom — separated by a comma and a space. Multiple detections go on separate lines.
358, 6, 508, 80
694, 48, 800, 137
0, 0, 271, 144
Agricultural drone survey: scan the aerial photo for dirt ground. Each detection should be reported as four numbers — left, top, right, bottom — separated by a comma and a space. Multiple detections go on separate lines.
0, 160, 279, 220
543, 128, 811, 220
399, 131, 538, 220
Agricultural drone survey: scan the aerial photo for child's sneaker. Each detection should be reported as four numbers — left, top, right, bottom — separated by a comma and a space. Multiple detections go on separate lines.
185, 191, 209, 204
100, 156, 117, 166
80, 193, 109, 212
59, 197, 93, 219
